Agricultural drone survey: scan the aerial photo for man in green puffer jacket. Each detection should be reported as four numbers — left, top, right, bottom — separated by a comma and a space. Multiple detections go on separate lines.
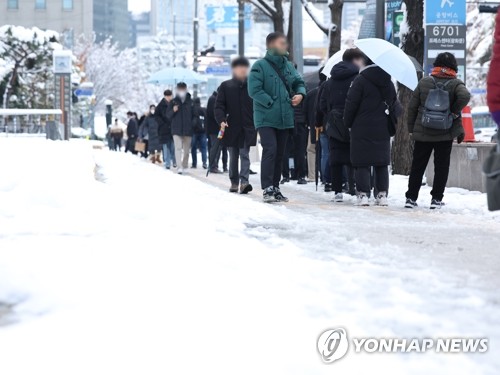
248, 32, 306, 203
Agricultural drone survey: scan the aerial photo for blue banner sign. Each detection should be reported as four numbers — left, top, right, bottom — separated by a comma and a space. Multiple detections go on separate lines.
206, 5, 251, 30
426, 0, 466, 25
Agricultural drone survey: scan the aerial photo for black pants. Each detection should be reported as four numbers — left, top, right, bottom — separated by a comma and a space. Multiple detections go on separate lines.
406, 140, 453, 201
259, 127, 289, 189
328, 139, 354, 194
356, 166, 389, 195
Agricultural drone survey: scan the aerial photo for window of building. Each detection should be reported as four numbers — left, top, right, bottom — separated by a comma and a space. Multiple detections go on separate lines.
7, 0, 18, 9
35, 0, 46, 9
62, 0, 73, 10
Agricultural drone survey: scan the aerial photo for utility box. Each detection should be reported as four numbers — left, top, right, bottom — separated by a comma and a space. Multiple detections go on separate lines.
426, 143, 494, 193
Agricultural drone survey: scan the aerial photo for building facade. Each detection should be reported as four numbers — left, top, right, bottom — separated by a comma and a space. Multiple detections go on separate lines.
93, 0, 130, 48
151, 0, 196, 38
0, 0, 93, 48
129, 12, 153, 48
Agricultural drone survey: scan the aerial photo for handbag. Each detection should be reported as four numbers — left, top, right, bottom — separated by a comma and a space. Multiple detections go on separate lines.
483, 139, 500, 211
135, 140, 146, 153
326, 109, 350, 143
377, 86, 402, 137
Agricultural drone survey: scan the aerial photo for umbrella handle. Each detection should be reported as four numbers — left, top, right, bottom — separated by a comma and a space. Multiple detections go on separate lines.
316, 127, 322, 142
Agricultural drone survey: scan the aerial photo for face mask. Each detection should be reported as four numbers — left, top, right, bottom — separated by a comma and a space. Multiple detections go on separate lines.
150, 109, 155, 114
268, 48, 289, 57
178, 91, 187, 99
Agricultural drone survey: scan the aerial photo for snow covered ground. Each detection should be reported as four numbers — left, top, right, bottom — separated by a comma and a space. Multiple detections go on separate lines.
0, 138, 499, 375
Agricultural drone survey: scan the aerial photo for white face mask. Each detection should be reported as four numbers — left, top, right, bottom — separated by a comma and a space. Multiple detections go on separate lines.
150, 109, 155, 114
178, 91, 187, 100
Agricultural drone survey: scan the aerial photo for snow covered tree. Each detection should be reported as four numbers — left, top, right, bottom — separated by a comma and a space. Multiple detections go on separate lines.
466, 4, 495, 106
0, 25, 61, 109
391, 1, 424, 175
251, 0, 286, 33
75, 35, 158, 115
301, 0, 343, 57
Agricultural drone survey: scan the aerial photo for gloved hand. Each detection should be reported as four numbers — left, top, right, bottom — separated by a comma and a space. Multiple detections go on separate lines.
457, 133, 465, 144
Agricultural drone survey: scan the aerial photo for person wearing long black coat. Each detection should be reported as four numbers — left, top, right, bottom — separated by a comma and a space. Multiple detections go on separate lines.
125, 111, 139, 154
319, 49, 365, 200
206, 91, 228, 173
344, 63, 398, 206
303, 71, 326, 181
215, 57, 257, 194
156, 90, 176, 169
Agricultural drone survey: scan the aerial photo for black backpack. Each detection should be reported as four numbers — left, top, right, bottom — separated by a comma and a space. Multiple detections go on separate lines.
422, 77, 454, 130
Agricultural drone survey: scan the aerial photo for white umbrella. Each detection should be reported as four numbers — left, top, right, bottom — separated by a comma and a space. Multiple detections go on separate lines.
321, 49, 346, 78
354, 38, 418, 90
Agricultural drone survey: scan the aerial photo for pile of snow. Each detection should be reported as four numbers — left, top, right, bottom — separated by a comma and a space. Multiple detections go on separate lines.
0, 138, 499, 374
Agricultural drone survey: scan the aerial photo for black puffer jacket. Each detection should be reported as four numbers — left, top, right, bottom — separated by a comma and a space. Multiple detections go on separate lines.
214, 78, 256, 148
320, 61, 359, 114
166, 93, 197, 137
408, 75, 470, 142
155, 98, 172, 143
344, 65, 397, 167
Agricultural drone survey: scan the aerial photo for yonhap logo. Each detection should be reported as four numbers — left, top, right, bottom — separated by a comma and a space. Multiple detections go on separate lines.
317, 328, 349, 364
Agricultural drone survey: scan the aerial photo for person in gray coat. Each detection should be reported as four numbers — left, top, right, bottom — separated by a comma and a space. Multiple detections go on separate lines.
166, 82, 197, 174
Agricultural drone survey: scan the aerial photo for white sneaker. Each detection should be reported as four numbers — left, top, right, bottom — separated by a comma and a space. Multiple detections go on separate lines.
357, 193, 370, 206
333, 193, 343, 202
375, 192, 388, 206
177, 167, 184, 175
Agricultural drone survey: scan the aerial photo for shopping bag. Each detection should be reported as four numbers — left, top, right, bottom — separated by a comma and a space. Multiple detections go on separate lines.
135, 140, 146, 153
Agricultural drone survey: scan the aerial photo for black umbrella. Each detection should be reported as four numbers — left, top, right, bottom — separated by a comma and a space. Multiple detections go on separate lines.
206, 120, 227, 177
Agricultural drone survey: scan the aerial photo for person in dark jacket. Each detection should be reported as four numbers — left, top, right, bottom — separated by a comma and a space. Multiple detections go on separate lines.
215, 57, 257, 194
405, 52, 471, 209
191, 98, 208, 169
206, 91, 228, 173
166, 82, 197, 174
282, 102, 308, 184
156, 90, 176, 169
303, 69, 327, 181
248, 32, 307, 202
319, 48, 365, 201
139, 104, 162, 163
109, 118, 123, 151
125, 111, 139, 154
344, 60, 399, 207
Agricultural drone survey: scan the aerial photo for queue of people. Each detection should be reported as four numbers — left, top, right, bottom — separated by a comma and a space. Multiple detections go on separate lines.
110, 32, 473, 209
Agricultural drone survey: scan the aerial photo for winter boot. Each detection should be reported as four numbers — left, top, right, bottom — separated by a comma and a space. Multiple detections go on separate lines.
324, 183, 333, 193
263, 187, 276, 203
375, 192, 388, 206
333, 193, 343, 203
430, 199, 445, 210
240, 183, 253, 195
405, 198, 418, 209
297, 177, 307, 185
229, 183, 239, 193
274, 187, 289, 203
280, 177, 290, 184
356, 193, 370, 206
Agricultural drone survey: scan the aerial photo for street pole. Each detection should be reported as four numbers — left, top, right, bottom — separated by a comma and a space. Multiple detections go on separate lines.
238, 0, 245, 56
375, 0, 385, 39
193, 0, 199, 97
292, 0, 304, 74
173, 13, 177, 67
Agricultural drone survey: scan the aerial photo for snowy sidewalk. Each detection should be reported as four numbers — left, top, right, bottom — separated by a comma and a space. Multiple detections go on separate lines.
0, 139, 499, 375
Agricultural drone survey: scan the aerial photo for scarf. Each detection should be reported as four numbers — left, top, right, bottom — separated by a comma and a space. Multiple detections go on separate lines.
431, 66, 457, 79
